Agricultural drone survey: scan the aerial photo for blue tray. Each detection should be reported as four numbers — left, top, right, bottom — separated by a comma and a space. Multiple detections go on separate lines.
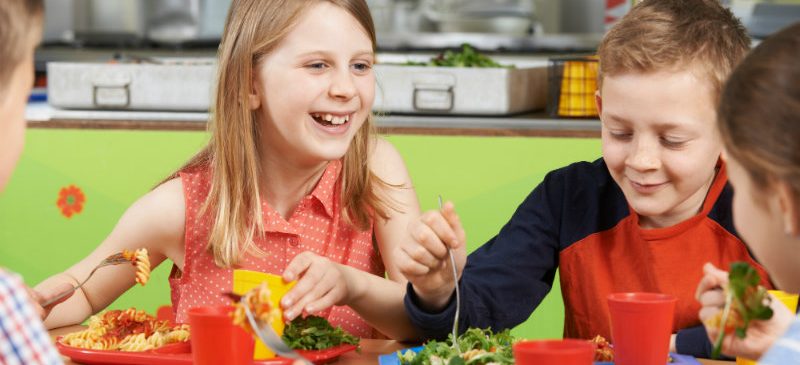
378, 346, 701, 365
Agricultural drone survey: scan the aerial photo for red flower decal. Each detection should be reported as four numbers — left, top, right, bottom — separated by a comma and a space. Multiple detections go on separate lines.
57, 185, 86, 218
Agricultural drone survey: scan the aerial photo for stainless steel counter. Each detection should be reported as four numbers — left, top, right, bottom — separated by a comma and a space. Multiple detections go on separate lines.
26, 102, 600, 137
377, 112, 599, 137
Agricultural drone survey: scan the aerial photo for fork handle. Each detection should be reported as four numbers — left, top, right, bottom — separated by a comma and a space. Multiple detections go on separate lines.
41, 265, 98, 308
242, 305, 313, 365
40, 285, 79, 308
40, 255, 125, 308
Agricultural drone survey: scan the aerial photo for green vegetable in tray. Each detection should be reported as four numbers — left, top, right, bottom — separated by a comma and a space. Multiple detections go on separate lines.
406, 44, 511, 68
707, 262, 773, 359
282, 315, 360, 350
398, 328, 515, 365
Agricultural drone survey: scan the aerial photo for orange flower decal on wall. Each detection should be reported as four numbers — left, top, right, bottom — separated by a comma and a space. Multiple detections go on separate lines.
57, 185, 86, 218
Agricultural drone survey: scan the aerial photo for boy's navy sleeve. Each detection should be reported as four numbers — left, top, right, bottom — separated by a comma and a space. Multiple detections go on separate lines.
404, 169, 566, 340
676, 325, 729, 359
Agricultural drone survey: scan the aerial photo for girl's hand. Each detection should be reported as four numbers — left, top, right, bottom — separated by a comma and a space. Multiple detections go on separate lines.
395, 201, 467, 311
28, 282, 75, 320
281, 252, 355, 321
696, 262, 793, 360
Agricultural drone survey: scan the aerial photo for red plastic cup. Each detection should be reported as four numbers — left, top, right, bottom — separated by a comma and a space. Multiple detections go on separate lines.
188, 305, 255, 365
608, 292, 677, 365
513, 339, 594, 365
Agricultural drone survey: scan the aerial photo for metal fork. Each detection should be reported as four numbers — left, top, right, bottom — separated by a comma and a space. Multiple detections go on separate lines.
41, 252, 130, 307
223, 292, 313, 365
438, 195, 461, 355
712, 290, 735, 359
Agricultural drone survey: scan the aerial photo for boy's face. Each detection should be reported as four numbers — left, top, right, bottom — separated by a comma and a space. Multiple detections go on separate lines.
726, 153, 800, 293
598, 69, 721, 228
0, 50, 34, 192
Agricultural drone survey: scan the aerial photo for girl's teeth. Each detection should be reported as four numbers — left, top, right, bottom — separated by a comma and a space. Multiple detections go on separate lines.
312, 113, 350, 125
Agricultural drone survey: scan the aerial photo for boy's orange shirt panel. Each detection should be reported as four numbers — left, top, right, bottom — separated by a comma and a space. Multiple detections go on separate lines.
560, 208, 771, 341
169, 160, 385, 338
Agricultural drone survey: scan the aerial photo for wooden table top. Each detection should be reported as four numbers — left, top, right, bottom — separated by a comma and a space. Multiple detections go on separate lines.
50, 325, 733, 365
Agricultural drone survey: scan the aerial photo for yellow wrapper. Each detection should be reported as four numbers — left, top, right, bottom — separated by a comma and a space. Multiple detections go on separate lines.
233, 269, 296, 359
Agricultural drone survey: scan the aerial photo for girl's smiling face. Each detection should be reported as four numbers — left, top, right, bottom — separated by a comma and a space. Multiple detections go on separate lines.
250, 1, 375, 167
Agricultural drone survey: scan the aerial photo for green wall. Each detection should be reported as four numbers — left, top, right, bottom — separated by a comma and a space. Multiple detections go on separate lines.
0, 128, 601, 339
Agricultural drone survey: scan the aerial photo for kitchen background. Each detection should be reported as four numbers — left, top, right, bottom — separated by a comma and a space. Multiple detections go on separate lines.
35, 0, 800, 51
2, 0, 799, 338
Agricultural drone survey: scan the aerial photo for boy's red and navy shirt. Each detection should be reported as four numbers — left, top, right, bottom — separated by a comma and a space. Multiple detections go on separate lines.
0, 269, 63, 365
404, 158, 771, 358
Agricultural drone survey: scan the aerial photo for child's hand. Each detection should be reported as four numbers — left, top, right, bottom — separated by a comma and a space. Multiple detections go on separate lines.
281, 252, 352, 321
395, 201, 467, 311
696, 262, 793, 360
28, 282, 75, 320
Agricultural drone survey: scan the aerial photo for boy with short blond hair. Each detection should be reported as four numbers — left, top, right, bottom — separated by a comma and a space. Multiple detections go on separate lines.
396, 0, 770, 358
1, 1, 65, 364
598, 0, 749, 101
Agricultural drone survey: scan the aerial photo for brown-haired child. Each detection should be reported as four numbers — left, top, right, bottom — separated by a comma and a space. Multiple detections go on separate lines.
1, 1, 71, 363
396, 0, 771, 358
696, 22, 800, 363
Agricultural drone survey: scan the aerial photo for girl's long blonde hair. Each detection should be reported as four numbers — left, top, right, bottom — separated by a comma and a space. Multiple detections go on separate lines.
166, 0, 393, 268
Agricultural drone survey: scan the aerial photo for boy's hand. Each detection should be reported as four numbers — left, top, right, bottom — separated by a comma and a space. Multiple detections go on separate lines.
395, 201, 467, 311
28, 282, 75, 320
696, 263, 792, 360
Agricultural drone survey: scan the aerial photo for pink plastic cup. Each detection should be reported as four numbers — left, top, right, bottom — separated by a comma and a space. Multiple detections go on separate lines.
608, 292, 677, 365
188, 305, 254, 365
513, 339, 594, 365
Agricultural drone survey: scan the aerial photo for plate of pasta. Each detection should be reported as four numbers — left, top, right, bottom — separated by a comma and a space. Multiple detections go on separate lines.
56, 308, 192, 365
57, 308, 358, 365
58, 340, 356, 365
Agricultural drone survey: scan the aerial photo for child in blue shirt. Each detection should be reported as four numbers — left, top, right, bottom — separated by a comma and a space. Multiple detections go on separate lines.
395, 0, 768, 358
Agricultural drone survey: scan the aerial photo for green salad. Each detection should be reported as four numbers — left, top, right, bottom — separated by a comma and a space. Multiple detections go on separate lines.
406, 44, 510, 68
398, 328, 515, 365
282, 315, 360, 350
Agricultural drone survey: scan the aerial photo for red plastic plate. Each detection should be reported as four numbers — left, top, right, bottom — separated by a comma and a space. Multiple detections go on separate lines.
57, 338, 357, 365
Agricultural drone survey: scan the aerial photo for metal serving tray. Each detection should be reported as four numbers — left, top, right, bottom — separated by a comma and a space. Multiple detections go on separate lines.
373, 62, 547, 115
47, 58, 216, 111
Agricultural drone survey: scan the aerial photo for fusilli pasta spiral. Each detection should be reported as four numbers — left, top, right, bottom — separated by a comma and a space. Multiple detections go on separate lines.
122, 248, 151, 285
231, 282, 280, 335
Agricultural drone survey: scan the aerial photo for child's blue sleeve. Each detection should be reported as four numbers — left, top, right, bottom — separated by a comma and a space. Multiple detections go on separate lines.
676, 324, 732, 360
759, 314, 800, 365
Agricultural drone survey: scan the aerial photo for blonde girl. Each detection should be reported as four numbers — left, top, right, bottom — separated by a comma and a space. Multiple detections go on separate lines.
36, 0, 421, 340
